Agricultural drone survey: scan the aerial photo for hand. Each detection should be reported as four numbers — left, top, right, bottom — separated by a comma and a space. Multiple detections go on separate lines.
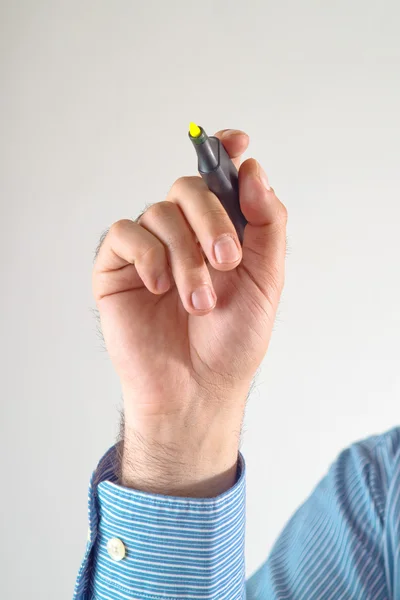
93, 129, 287, 496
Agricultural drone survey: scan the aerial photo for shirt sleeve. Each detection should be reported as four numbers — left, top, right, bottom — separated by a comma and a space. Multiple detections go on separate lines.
73, 442, 246, 600
245, 431, 397, 600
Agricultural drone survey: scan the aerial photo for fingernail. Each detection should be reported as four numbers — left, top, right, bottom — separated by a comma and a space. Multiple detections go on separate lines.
192, 285, 216, 310
214, 235, 240, 264
221, 129, 242, 139
258, 163, 271, 190
156, 272, 171, 292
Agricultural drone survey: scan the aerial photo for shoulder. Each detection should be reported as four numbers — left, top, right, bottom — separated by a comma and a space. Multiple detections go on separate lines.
337, 426, 400, 482
322, 426, 400, 524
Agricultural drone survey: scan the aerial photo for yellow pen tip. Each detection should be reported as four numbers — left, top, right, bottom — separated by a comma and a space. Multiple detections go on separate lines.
189, 122, 201, 138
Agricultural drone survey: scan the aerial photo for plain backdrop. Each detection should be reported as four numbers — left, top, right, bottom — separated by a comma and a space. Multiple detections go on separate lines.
1, 1, 400, 598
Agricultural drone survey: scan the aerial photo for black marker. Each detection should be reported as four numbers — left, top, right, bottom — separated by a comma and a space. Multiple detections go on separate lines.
188, 122, 248, 245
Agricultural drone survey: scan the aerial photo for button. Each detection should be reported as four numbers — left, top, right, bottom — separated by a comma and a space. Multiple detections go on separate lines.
107, 537, 126, 561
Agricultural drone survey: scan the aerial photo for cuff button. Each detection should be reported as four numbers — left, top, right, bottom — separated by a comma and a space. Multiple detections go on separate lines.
107, 537, 126, 561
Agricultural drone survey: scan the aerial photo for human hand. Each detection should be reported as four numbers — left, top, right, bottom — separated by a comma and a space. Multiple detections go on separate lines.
93, 129, 287, 496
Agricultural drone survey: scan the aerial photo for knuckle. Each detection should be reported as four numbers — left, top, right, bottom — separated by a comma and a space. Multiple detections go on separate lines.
278, 202, 288, 223
171, 176, 198, 194
144, 200, 176, 222
202, 205, 238, 237
137, 241, 165, 265
180, 250, 205, 270
169, 176, 207, 199
203, 205, 228, 220
269, 203, 288, 233
109, 219, 132, 237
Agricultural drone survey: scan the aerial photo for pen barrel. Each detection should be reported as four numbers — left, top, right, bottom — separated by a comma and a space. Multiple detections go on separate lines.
198, 137, 248, 245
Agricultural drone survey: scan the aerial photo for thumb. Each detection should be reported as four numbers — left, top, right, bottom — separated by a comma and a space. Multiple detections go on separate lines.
239, 158, 288, 301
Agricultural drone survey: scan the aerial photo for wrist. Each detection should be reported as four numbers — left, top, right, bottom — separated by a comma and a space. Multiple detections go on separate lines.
119, 417, 242, 497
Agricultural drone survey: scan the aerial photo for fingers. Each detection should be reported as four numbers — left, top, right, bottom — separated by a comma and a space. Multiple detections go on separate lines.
238, 158, 288, 300
213, 129, 249, 171
94, 164, 247, 313
93, 219, 171, 300
167, 176, 242, 271
94, 202, 222, 315
93, 129, 286, 316
137, 201, 218, 314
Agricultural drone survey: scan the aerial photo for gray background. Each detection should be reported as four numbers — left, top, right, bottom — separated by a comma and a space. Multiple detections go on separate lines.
1, 0, 400, 598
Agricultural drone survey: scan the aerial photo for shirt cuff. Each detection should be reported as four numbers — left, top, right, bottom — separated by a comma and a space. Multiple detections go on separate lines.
74, 443, 246, 600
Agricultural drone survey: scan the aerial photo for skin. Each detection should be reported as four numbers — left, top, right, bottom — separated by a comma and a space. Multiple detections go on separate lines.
93, 128, 287, 497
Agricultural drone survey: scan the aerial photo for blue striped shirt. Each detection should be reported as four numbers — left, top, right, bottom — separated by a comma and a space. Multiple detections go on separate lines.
74, 427, 400, 599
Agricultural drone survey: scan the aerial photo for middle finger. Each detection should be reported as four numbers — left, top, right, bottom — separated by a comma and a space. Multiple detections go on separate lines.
138, 200, 217, 314
167, 176, 242, 271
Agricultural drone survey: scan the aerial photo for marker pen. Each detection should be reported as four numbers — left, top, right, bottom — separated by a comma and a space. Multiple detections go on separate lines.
188, 122, 248, 245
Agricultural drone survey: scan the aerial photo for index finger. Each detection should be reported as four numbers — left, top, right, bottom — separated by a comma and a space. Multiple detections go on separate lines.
213, 129, 250, 170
